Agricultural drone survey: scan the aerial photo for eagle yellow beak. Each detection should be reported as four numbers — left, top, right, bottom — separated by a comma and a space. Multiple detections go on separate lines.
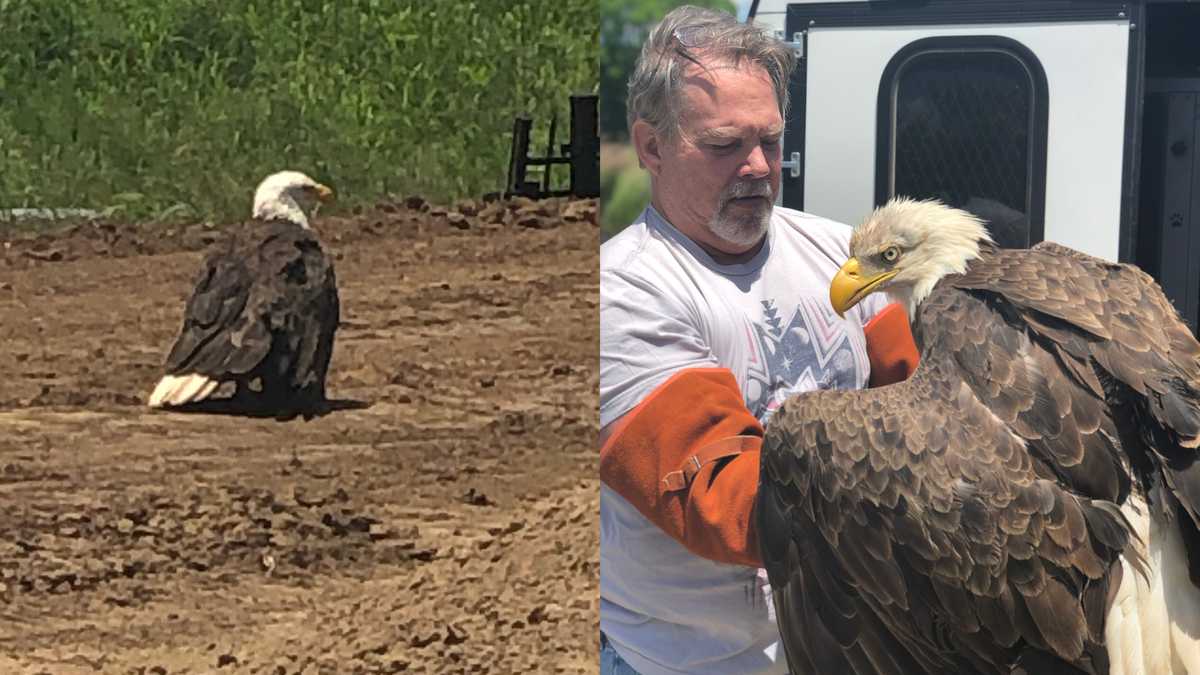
829, 257, 897, 318
315, 184, 334, 202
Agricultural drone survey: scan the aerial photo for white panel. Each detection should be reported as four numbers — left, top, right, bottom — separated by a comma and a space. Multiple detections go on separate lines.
802, 21, 1129, 261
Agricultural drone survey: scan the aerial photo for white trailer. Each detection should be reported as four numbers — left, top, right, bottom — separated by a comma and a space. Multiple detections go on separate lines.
749, 0, 1200, 333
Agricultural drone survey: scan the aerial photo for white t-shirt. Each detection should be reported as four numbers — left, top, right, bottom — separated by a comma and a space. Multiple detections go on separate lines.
600, 205, 886, 675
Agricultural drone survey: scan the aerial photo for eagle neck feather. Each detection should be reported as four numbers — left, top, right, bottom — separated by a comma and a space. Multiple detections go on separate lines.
907, 240, 994, 316
254, 196, 310, 230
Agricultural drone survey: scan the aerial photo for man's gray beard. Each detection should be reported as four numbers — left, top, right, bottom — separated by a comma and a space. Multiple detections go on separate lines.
708, 183, 773, 248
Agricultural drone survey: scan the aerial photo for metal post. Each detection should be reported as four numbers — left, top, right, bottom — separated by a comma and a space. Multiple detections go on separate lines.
543, 113, 558, 196
506, 115, 534, 198
568, 94, 599, 198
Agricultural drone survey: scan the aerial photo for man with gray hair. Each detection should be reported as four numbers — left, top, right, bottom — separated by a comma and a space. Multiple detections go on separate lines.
599, 5, 919, 674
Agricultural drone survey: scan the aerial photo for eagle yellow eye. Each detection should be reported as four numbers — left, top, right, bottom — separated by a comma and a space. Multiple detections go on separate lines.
882, 246, 900, 263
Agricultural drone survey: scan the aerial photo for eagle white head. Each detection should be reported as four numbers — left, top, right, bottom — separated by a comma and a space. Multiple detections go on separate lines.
830, 197, 993, 318
252, 170, 334, 229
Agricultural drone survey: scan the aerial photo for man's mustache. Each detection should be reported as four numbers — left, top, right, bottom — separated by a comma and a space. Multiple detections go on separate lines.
720, 180, 773, 204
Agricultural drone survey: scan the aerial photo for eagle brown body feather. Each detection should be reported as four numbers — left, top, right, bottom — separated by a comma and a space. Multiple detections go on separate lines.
159, 218, 339, 410
759, 241, 1200, 674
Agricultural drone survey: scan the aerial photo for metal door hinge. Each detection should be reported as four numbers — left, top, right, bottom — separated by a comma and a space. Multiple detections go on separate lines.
781, 151, 801, 178
774, 31, 804, 58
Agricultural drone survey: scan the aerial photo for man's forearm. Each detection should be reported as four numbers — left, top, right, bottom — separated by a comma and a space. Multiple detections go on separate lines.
600, 368, 765, 567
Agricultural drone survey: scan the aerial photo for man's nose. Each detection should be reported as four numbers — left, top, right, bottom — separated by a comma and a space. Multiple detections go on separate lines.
739, 144, 770, 179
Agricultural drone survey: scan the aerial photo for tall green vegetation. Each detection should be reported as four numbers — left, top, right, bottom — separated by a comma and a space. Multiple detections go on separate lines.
600, 141, 650, 241
0, 0, 597, 223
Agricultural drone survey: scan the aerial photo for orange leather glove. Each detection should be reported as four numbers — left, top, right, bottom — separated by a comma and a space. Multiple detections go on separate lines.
600, 368, 765, 567
864, 302, 919, 387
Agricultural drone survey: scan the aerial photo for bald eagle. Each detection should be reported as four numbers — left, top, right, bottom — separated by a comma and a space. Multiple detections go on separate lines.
147, 170, 339, 415
758, 198, 1200, 675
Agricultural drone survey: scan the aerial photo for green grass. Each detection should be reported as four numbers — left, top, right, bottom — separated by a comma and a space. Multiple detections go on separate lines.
600, 141, 649, 241
0, 0, 597, 224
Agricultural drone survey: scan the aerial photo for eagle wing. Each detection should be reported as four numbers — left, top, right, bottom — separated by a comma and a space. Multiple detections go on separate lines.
253, 226, 340, 393
952, 246, 1200, 516
954, 244, 1200, 434
163, 220, 337, 387
760, 286, 1135, 675
163, 232, 272, 377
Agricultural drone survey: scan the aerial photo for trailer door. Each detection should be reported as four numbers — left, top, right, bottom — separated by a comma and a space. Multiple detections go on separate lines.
783, 2, 1137, 262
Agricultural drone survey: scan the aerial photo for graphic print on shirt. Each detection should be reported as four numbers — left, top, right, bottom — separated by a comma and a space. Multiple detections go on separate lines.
743, 296, 864, 421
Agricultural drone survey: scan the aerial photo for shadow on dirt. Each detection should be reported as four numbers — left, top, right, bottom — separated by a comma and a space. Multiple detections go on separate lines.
159, 397, 371, 421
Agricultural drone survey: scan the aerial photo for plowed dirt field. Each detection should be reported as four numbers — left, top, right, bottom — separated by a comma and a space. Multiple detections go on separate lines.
0, 196, 599, 674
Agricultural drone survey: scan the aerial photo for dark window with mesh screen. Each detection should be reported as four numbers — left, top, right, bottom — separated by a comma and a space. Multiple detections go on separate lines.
879, 40, 1048, 248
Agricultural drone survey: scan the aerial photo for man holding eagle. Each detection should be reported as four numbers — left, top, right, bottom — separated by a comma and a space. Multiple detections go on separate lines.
599, 6, 917, 674
600, 4, 1200, 675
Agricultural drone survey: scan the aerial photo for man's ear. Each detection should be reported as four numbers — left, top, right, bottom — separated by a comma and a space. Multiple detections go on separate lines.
631, 119, 663, 176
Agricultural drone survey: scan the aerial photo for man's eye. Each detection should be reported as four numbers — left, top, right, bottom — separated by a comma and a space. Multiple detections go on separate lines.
707, 143, 736, 152
762, 138, 781, 147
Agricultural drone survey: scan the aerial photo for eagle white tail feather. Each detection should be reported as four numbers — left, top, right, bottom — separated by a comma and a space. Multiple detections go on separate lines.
147, 375, 182, 408
147, 374, 219, 408
1106, 492, 1200, 675
190, 377, 220, 403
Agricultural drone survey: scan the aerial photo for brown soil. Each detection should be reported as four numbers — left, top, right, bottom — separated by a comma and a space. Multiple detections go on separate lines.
0, 196, 599, 674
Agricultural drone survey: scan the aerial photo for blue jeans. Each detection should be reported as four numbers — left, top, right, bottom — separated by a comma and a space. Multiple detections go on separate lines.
600, 632, 793, 675
600, 633, 642, 675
